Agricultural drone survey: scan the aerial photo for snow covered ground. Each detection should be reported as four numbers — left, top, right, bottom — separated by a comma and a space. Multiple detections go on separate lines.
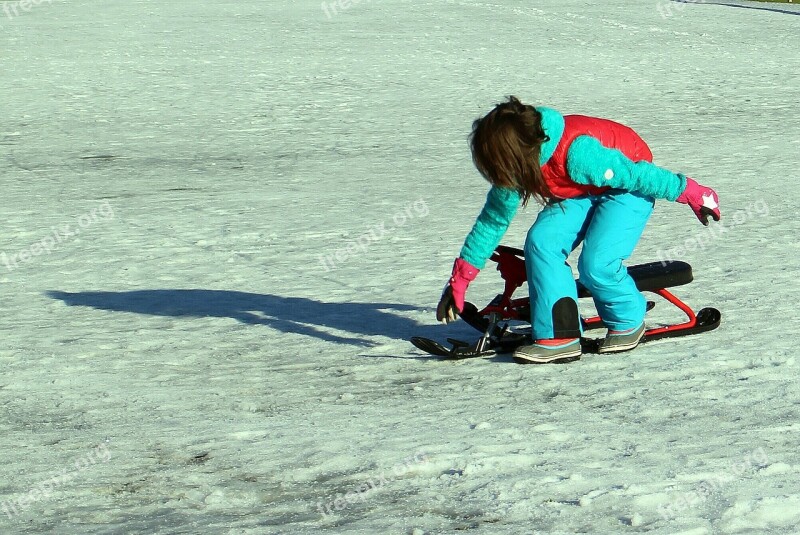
1, 0, 799, 533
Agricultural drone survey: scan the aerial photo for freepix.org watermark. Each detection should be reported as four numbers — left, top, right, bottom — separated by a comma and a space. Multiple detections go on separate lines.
3, 0, 52, 21
656, 0, 706, 19
657, 447, 768, 521
319, 198, 429, 272
2, 443, 111, 520
316, 451, 428, 517
657, 199, 768, 266
321, 0, 372, 19
1, 201, 114, 272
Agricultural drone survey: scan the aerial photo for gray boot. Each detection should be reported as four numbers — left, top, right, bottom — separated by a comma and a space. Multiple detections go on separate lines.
513, 340, 582, 364
598, 323, 645, 354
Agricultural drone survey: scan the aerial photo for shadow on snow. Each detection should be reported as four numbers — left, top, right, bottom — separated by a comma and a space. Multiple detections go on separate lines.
673, 0, 800, 16
46, 289, 452, 349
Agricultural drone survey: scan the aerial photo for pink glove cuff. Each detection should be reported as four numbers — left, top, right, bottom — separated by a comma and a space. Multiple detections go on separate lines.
676, 177, 721, 226
449, 258, 480, 311
451, 257, 480, 283
676, 177, 701, 203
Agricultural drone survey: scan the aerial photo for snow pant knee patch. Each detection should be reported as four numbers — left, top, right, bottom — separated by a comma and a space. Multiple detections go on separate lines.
552, 297, 581, 338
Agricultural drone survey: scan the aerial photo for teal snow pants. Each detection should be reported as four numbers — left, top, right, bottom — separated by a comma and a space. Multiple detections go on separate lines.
524, 190, 655, 339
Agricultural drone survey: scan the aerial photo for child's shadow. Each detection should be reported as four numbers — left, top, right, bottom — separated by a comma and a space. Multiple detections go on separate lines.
46, 289, 452, 348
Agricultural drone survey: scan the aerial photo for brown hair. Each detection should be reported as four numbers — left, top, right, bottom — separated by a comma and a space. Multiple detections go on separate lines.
469, 95, 550, 206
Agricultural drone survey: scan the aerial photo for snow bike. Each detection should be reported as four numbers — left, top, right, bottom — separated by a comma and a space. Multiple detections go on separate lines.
411, 245, 721, 363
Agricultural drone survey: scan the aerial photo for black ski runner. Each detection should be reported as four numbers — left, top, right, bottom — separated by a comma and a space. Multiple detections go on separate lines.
411, 306, 720, 361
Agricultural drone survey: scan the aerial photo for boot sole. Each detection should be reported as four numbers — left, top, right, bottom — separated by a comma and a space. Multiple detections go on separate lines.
513, 347, 582, 364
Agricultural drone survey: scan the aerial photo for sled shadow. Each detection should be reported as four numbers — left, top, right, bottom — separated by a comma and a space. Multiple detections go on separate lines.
45, 289, 454, 348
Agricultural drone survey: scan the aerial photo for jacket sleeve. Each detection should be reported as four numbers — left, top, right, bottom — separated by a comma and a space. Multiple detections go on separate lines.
566, 135, 687, 201
459, 186, 521, 269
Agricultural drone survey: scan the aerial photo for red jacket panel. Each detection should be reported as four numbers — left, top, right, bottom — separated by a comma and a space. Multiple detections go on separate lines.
542, 114, 654, 200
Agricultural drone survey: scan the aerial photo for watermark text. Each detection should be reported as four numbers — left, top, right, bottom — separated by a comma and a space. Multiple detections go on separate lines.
316, 451, 427, 516
2, 201, 114, 272
658, 447, 767, 521
319, 198, 428, 272
3, 0, 53, 21
657, 199, 768, 266
2, 443, 111, 519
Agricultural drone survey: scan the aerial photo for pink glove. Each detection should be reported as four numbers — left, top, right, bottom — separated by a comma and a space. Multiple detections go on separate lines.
676, 177, 721, 226
436, 258, 480, 323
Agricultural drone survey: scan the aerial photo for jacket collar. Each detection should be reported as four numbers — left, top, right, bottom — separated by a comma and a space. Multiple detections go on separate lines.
536, 107, 564, 166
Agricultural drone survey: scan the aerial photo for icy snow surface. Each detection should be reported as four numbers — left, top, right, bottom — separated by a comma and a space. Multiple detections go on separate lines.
1, 0, 800, 533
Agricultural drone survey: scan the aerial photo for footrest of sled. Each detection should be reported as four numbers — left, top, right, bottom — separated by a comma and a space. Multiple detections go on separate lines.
410, 336, 495, 359
580, 306, 722, 352
642, 306, 722, 341
410, 336, 458, 358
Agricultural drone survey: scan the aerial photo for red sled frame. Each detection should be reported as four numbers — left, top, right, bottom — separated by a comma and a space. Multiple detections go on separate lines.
459, 245, 721, 346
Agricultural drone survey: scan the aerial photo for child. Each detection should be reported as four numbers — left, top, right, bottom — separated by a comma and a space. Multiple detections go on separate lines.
436, 96, 720, 363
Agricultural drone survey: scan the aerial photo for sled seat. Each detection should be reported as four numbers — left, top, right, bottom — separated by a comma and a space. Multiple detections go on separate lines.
491, 246, 693, 297
577, 261, 693, 298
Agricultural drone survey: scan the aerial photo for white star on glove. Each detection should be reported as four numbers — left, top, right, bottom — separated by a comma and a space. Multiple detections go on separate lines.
702, 193, 718, 210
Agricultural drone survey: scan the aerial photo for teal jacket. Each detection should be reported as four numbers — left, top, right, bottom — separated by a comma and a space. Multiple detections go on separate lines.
459, 107, 687, 269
